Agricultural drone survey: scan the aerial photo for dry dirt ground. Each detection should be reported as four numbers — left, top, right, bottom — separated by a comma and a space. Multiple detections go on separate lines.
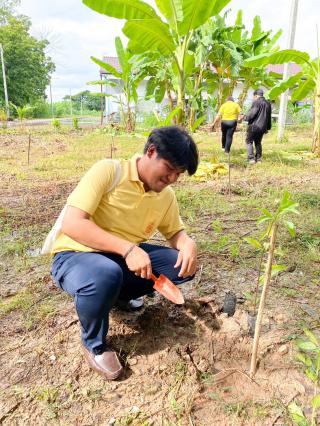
0, 129, 319, 425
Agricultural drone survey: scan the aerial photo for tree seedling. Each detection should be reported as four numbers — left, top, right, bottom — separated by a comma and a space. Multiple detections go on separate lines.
244, 191, 299, 377
288, 329, 320, 426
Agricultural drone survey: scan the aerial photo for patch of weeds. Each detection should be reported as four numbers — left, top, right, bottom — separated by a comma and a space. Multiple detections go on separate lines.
200, 371, 214, 385
298, 233, 320, 249
252, 402, 269, 418
35, 386, 60, 420
115, 408, 147, 426
298, 193, 320, 209
169, 397, 184, 422
207, 392, 220, 401
211, 219, 223, 233
0, 289, 34, 317
229, 243, 240, 260
224, 401, 249, 419
280, 287, 299, 298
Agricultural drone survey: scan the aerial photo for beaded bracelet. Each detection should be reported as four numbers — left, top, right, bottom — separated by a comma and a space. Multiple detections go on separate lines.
123, 244, 136, 259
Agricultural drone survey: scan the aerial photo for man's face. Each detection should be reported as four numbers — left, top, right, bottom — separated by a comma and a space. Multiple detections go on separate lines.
143, 147, 184, 193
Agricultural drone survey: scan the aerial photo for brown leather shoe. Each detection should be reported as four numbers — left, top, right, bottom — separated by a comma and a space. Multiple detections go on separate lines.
82, 346, 123, 380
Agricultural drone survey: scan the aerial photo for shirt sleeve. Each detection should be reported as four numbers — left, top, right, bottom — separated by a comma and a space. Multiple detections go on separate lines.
67, 160, 117, 215
157, 190, 185, 240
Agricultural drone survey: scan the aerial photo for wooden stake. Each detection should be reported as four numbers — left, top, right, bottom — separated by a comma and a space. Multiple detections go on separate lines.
27, 134, 31, 165
228, 152, 231, 197
249, 222, 279, 377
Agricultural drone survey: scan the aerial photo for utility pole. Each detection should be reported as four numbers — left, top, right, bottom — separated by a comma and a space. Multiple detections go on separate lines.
277, 0, 299, 141
69, 88, 73, 116
49, 83, 54, 118
0, 43, 10, 119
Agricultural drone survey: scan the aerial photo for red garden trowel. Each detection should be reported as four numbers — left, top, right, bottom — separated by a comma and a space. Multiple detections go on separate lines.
150, 273, 184, 305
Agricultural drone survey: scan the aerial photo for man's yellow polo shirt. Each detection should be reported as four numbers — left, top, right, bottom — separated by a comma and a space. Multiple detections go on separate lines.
219, 101, 241, 121
51, 155, 184, 254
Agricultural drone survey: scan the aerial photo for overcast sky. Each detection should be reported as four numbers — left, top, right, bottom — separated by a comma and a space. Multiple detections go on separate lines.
17, 0, 320, 102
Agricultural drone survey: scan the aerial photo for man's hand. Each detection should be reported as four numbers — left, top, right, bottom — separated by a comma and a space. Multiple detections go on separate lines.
169, 232, 197, 278
125, 246, 152, 279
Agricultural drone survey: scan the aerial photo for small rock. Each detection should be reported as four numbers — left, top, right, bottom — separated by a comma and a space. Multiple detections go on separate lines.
49, 354, 56, 361
278, 345, 289, 355
220, 313, 228, 319
128, 358, 138, 366
131, 406, 140, 414
222, 292, 237, 316
108, 417, 116, 425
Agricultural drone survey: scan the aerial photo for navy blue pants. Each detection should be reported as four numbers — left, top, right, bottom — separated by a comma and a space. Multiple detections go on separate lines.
51, 243, 192, 354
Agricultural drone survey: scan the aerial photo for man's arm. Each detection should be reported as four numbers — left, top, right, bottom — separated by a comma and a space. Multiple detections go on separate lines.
212, 112, 222, 128
244, 101, 259, 123
168, 230, 197, 278
267, 102, 272, 131
62, 206, 152, 279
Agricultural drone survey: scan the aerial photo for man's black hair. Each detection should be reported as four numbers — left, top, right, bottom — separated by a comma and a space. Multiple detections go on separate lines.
254, 88, 264, 96
144, 126, 199, 175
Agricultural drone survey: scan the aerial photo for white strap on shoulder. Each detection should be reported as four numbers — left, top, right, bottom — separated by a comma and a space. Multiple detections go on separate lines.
41, 159, 122, 255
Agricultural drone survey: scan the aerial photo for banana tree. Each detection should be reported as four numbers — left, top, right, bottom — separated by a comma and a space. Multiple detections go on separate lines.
83, 0, 231, 125
133, 52, 176, 115
231, 12, 282, 108
90, 36, 141, 132
244, 49, 320, 155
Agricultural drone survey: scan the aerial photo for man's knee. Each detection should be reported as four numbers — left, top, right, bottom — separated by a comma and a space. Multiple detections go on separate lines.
84, 262, 123, 299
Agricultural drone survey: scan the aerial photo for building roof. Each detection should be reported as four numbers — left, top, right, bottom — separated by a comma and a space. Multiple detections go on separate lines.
100, 56, 121, 74
266, 63, 302, 75
99, 56, 302, 77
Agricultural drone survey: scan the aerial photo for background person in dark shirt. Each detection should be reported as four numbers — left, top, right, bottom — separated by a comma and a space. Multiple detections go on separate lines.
242, 89, 272, 164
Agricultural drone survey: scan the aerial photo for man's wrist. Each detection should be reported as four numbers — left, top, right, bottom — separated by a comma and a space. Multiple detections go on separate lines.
123, 243, 136, 259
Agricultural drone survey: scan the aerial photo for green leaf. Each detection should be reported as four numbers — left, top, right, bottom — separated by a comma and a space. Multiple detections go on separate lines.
251, 16, 261, 41
304, 329, 319, 347
268, 72, 304, 99
164, 106, 181, 125
145, 78, 156, 100
288, 402, 309, 426
243, 237, 262, 250
284, 220, 296, 237
298, 341, 317, 351
295, 353, 312, 367
244, 49, 311, 68
312, 394, 320, 410
191, 115, 206, 132
115, 37, 128, 77
123, 19, 175, 56
291, 77, 315, 102
257, 216, 272, 225
86, 80, 117, 86
178, 0, 231, 35
305, 367, 318, 383
154, 84, 166, 103
271, 264, 287, 276
155, 0, 183, 29
82, 0, 158, 19
91, 56, 121, 78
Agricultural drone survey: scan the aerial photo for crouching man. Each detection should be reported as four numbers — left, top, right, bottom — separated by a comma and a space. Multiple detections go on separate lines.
50, 126, 199, 380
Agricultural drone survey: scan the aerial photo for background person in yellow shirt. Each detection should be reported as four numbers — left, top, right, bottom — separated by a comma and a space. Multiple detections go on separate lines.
213, 96, 241, 153
49, 126, 199, 380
